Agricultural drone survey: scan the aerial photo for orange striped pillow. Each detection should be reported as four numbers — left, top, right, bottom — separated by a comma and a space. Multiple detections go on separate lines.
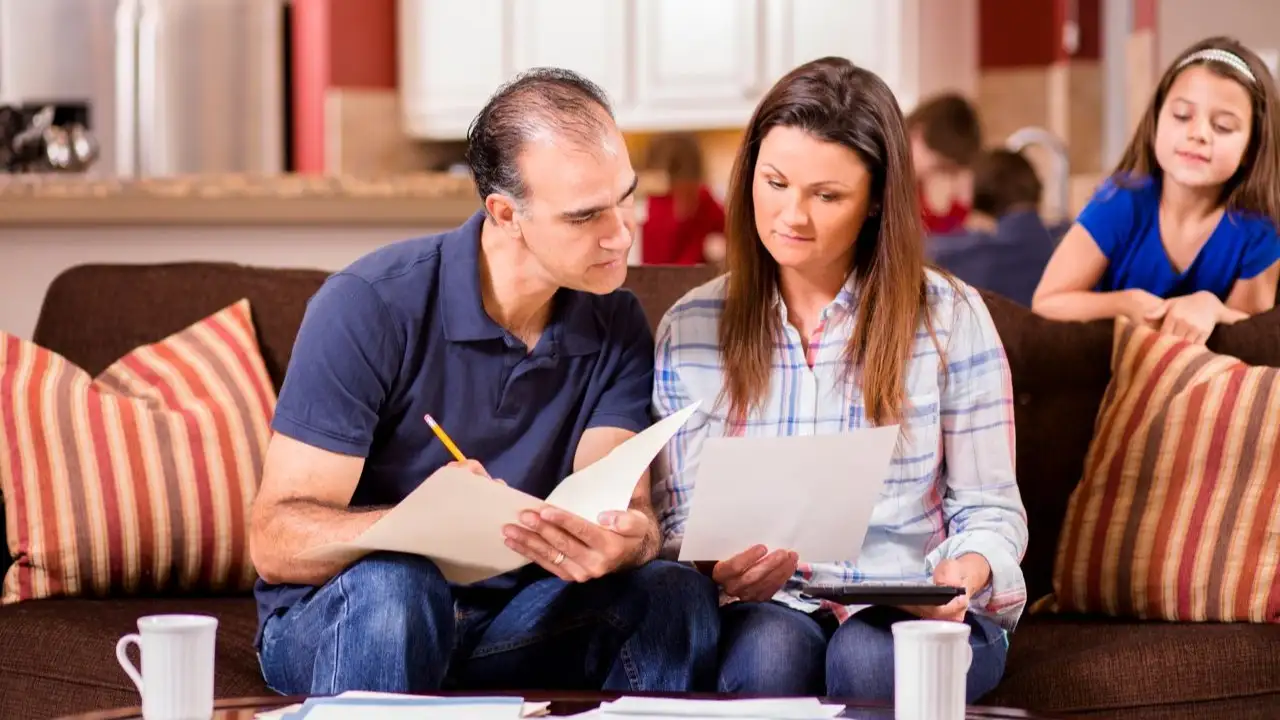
0, 299, 276, 603
1046, 317, 1280, 622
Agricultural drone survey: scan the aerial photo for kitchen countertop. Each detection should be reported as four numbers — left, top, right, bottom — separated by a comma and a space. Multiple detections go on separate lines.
0, 171, 667, 227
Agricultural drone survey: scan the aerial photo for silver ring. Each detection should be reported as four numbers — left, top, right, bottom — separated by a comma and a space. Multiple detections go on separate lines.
553, 551, 566, 565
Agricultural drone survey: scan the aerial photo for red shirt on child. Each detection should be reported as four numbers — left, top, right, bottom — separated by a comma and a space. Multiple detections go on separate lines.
642, 186, 726, 265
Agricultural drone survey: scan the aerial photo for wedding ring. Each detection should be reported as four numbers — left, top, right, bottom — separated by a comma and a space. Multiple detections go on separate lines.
553, 551, 566, 565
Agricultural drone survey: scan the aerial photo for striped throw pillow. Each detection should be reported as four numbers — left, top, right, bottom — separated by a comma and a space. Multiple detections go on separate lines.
1047, 317, 1280, 622
0, 299, 276, 603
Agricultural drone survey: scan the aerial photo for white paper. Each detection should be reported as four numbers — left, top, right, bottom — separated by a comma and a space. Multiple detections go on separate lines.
297, 403, 700, 584
676, 427, 898, 563
599, 697, 845, 719
256, 692, 549, 720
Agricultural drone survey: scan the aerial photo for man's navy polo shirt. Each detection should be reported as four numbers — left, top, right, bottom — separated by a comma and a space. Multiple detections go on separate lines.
253, 211, 656, 638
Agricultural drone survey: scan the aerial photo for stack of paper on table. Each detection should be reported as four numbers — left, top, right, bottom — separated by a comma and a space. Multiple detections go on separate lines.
570, 696, 845, 719
296, 403, 699, 584
675, 427, 899, 564
254, 692, 550, 719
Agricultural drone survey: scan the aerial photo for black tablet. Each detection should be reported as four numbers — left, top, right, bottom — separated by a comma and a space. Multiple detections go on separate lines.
802, 583, 965, 606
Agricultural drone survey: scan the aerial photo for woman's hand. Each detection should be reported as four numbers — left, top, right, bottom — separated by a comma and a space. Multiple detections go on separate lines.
711, 545, 798, 602
901, 555, 991, 623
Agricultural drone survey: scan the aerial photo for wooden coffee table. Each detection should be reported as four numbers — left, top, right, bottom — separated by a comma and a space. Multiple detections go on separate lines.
58, 692, 1061, 719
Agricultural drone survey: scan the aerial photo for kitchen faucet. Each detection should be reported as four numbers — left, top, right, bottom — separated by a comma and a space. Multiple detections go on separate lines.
1005, 126, 1071, 221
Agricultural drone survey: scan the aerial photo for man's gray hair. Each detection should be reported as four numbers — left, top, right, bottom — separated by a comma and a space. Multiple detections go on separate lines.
465, 67, 615, 207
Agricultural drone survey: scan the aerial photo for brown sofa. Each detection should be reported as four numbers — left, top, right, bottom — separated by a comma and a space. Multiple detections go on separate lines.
3, 261, 1278, 719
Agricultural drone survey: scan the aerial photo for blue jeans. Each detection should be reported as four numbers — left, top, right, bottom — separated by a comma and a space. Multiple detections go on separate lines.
258, 553, 720, 694
718, 602, 1008, 701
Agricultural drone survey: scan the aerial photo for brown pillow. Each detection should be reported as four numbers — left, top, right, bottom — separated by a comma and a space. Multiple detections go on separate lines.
0, 300, 276, 602
1043, 317, 1280, 622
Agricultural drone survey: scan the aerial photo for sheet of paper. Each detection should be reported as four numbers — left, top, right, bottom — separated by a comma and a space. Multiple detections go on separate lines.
257, 692, 548, 719
676, 427, 899, 563
297, 403, 700, 584
284, 695, 526, 720
599, 696, 845, 719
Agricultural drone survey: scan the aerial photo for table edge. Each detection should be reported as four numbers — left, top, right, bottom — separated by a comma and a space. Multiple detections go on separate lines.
56, 693, 1056, 719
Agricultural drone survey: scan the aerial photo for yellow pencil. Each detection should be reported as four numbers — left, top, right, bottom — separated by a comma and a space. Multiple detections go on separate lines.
423, 414, 466, 462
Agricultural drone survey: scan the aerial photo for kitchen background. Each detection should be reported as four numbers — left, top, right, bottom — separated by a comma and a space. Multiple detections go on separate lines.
0, 0, 1276, 339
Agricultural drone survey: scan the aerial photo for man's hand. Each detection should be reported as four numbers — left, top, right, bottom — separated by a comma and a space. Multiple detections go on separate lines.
503, 506, 653, 583
902, 554, 991, 623
445, 458, 504, 484
711, 545, 798, 602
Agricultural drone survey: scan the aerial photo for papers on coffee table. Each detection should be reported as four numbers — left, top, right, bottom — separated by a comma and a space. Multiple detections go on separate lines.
255, 692, 549, 719
296, 403, 699, 584
583, 697, 845, 719
675, 427, 899, 564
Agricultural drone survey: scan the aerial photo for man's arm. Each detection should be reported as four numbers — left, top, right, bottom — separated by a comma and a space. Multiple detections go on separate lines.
249, 434, 386, 585
574, 426, 661, 568
247, 271, 405, 586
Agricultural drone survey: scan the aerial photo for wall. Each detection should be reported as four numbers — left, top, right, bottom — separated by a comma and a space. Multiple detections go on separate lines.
1156, 0, 1280, 70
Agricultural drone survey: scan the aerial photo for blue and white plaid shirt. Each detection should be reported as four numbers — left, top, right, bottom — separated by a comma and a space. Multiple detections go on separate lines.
651, 271, 1029, 632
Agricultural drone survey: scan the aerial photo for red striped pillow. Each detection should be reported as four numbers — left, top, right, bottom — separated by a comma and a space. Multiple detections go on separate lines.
0, 299, 276, 602
1045, 317, 1280, 622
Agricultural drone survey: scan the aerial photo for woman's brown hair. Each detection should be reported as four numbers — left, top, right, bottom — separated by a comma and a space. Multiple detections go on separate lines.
1115, 35, 1280, 226
719, 56, 935, 427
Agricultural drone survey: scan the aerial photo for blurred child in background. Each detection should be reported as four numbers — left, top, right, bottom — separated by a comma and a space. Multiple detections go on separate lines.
641, 133, 727, 266
1033, 36, 1280, 343
929, 149, 1057, 306
907, 93, 983, 234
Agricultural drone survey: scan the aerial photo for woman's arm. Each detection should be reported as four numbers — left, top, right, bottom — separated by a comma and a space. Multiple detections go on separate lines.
926, 287, 1030, 631
650, 311, 710, 559
1032, 224, 1155, 322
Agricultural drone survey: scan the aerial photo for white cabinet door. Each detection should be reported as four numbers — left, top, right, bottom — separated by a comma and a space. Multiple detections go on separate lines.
623, 0, 764, 130
510, 1, 630, 109
399, 0, 508, 138
763, 0, 909, 100
763, 0, 975, 114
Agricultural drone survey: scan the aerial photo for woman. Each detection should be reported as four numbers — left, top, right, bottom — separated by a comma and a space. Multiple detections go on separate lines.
651, 57, 1029, 701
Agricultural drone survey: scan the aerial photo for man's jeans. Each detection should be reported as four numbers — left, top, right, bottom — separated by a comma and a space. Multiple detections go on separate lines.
258, 552, 721, 694
717, 602, 1009, 700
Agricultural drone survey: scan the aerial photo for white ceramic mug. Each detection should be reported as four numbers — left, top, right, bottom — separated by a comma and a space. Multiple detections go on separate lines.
115, 614, 218, 720
892, 619, 973, 720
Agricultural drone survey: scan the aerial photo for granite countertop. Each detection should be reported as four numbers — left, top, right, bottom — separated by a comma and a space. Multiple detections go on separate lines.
0, 171, 666, 226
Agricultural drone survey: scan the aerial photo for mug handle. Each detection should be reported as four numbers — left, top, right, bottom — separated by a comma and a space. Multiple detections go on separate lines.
115, 633, 144, 695
962, 643, 974, 672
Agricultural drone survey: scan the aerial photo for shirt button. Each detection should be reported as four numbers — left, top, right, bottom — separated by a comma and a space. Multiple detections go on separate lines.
1018, 392, 1032, 406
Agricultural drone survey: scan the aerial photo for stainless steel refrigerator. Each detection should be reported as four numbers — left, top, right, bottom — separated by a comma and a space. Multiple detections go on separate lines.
0, 0, 289, 178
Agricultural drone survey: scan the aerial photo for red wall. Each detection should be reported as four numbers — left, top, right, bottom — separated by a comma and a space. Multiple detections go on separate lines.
292, 0, 398, 174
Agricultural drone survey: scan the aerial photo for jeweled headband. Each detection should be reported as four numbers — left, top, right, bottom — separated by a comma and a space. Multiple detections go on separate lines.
1177, 48, 1257, 83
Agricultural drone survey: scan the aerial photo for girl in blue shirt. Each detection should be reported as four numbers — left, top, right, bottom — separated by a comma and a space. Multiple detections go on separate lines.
1033, 36, 1280, 343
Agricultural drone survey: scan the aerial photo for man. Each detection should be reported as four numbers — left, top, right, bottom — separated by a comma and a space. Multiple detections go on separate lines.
248, 68, 720, 695
906, 93, 983, 234
927, 148, 1058, 307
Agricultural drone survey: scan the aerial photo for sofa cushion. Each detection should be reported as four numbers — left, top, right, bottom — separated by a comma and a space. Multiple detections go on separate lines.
0, 596, 267, 720
0, 300, 275, 603
1047, 318, 1280, 622
31, 262, 329, 392
986, 616, 1280, 715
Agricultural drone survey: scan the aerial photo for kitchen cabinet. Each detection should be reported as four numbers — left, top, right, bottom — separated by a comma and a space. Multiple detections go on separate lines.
398, 0, 975, 139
